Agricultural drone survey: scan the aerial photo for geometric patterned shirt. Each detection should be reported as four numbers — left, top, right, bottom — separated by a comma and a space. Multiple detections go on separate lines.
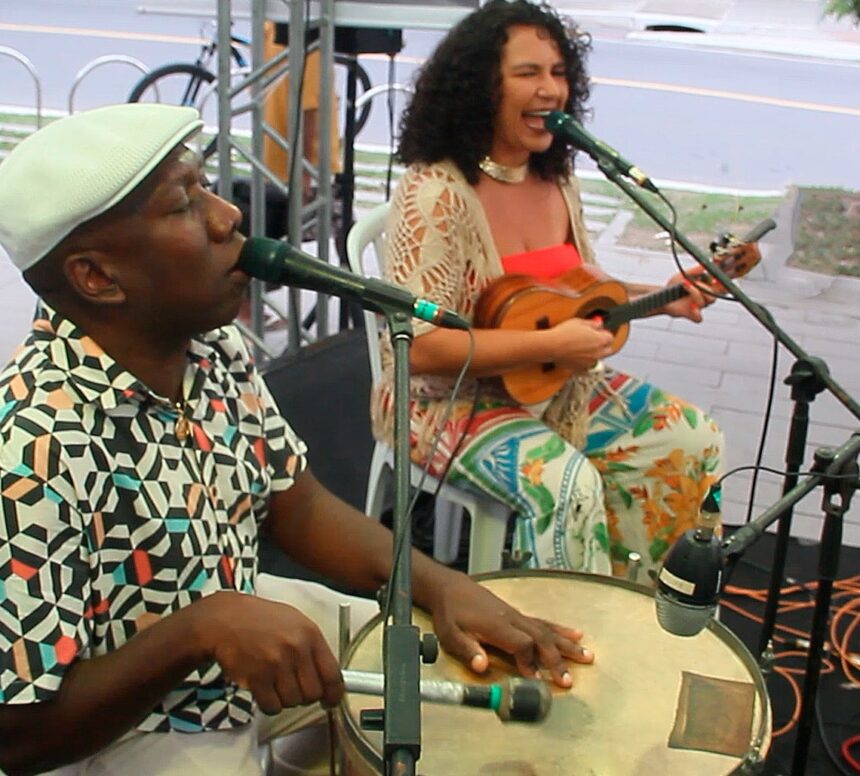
0, 302, 307, 732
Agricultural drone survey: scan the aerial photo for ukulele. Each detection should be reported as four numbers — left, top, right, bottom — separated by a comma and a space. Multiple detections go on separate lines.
474, 232, 764, 405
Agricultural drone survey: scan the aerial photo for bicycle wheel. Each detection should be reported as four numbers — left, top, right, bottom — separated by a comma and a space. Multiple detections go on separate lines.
128, 63, 215, 109
334, 54, 372, 138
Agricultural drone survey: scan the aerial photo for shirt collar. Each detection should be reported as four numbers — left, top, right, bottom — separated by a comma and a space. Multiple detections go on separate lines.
31, 301, 228, 412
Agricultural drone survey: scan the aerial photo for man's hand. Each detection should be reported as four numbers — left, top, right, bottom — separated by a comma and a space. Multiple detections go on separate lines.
191, 592, 344, 714
422, 573, 593, 689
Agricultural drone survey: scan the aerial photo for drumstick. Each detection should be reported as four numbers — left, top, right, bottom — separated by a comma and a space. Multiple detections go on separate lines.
342, 669, 552, 723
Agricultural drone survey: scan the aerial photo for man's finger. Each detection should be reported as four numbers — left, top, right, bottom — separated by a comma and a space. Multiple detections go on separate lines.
313, 643, 346, 708
440, 624, 491, 676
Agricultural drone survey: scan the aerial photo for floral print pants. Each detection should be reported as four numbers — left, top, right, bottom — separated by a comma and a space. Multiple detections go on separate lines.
410, 370, 723, 579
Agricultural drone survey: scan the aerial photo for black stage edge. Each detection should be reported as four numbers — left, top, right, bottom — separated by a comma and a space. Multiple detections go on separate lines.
261, 331, 860, 775
719, 526, 860, 776
261, 328, 375, 594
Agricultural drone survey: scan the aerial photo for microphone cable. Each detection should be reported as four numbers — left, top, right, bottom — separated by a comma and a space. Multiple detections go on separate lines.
380, 330, 477, 624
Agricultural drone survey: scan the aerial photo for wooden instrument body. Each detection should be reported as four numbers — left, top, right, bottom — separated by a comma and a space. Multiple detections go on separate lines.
474, 240, 761, 405
474, 265, 630, 405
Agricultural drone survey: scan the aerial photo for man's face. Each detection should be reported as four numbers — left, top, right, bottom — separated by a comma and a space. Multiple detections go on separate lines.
96, 146, 248, 338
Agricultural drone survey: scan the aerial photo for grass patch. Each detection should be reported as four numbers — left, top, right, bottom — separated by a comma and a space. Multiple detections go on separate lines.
614, 188, 784, 256
788, 187, 860, 277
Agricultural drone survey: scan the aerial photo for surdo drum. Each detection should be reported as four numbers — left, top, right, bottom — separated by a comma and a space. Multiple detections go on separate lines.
337, 571, 771, 775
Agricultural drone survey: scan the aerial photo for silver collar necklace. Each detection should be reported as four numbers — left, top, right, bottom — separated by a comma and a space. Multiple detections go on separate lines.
478, 155, 528, 184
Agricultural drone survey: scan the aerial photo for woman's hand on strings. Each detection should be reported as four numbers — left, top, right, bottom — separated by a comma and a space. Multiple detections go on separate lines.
662, 271, 715, 323
545, 317, 614, 372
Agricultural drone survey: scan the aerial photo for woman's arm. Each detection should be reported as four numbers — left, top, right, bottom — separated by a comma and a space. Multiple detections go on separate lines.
409, 321, 613, 378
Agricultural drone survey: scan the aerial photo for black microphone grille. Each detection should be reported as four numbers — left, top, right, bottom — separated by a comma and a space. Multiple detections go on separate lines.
499, 678, 552, 723
654, 588, 715, 637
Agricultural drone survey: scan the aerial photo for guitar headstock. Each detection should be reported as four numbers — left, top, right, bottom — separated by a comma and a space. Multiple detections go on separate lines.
710, 235, 762, 280
693, 218, 777, 290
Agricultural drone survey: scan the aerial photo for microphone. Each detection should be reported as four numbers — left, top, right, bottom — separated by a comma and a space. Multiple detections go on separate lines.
343, 669, 552, 723
237, 237, 470, 331
654, 484, 725, 637
544, 110, 658, 193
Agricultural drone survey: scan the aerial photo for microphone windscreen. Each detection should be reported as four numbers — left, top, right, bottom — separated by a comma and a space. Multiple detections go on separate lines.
544, 110, 568, 135
236, 237, 283, 283
499, 678, 552, 723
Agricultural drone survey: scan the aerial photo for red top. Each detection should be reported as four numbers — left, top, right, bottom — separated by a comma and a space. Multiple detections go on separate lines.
501, 243, 582, 280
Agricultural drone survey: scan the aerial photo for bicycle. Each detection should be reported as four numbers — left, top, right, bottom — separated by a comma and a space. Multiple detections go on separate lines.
127, 22, 373, 137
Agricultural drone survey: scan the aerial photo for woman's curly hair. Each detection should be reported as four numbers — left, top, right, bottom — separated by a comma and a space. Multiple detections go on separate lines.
397, 0, 591, 184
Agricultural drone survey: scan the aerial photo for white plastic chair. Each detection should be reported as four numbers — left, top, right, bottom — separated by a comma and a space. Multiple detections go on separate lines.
346, 203, 512, 574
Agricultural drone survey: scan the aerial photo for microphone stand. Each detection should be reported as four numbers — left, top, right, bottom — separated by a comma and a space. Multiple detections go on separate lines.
358, 310, 430, 775
721, 433, 860, 776
594, 158, 860, 775
592, 158, 860, 421
757, 357, 828, 666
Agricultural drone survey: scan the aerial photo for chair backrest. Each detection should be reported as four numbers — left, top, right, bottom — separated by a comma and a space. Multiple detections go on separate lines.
345, 202, 390, 386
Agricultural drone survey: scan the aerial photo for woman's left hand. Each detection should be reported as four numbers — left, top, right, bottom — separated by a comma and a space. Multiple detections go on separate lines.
424, 572, 594, 689
661, 270, 714, 323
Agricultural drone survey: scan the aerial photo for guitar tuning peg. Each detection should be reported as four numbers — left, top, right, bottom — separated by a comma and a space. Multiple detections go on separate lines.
710, 231, 736, 254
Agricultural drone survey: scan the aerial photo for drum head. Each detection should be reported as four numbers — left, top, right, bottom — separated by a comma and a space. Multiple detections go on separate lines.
340, 571, 771, 775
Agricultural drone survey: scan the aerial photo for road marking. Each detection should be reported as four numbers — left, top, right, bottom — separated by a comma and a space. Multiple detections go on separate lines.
363, 56, 858, 118
593, 76, 860, 118
0, 22, 203, 46
4, 22, 857, 119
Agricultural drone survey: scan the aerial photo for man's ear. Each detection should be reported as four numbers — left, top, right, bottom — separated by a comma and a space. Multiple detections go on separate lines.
62, 252, 127, 305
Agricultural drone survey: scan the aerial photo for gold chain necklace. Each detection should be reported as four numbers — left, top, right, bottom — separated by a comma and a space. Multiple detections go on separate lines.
478, 155, 528, 184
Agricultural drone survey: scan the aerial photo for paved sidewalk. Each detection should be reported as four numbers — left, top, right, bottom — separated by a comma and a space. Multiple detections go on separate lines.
595, 212, 860, 548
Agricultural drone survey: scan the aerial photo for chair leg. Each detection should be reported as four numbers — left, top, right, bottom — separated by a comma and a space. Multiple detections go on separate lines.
467, 502, 511, 575
432, 500, 464, 566
365, 444, 391, 520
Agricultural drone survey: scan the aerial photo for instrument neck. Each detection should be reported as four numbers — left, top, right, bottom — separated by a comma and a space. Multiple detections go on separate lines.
605, 283, 687, 330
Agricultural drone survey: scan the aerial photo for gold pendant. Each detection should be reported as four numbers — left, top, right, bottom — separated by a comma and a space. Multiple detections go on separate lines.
175, 415, 191, 442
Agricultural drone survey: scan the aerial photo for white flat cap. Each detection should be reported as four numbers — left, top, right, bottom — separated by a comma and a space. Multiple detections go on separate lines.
0, 103, 203, 272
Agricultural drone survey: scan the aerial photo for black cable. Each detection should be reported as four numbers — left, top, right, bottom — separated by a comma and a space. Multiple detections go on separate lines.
744, 333, 780, 525
381, 331, 476, 622
654, 184, 779, 530
385, 54, 397, 202
716, 464, 860, 490
656, 189, 732, 303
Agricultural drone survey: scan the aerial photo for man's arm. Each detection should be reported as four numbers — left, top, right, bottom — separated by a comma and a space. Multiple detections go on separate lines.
0, 604, 207, 775
0, 591, 343, 775
264, 469, 595, 687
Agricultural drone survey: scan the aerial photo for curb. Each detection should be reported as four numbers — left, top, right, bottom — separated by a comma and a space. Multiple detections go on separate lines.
626, 30, 860, 62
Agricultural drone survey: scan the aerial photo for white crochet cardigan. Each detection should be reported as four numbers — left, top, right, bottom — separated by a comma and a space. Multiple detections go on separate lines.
371, 159, 601, 457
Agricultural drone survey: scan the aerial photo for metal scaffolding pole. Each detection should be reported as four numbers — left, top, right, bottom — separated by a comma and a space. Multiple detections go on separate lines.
213, 0, 337, 359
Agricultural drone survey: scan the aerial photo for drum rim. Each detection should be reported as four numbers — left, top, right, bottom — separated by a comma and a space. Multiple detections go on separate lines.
337, 569, 772, 773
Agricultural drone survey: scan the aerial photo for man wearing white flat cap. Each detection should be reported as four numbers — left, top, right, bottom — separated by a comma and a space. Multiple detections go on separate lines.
0, 104, 595, 775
